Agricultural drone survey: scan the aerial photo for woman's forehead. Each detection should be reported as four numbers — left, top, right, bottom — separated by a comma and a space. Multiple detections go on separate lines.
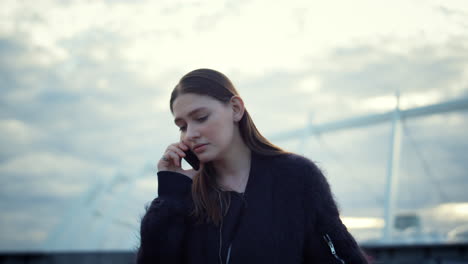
172, 94, 221, 117
173, 94, 211, 110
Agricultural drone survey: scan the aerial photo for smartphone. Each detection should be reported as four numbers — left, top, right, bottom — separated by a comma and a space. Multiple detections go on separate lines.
183, 149, 200, 171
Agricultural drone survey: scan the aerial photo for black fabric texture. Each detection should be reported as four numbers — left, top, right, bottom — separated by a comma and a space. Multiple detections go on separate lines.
136, 152, 369, 264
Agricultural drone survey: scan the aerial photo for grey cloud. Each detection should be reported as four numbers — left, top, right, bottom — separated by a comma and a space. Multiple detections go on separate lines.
0, 26, 171, 165
236, 40, 468, 222
193, 0, 249, 32
1, 3, 468, 249
239, 39, 468, 130
437, 5, 468, 22
0, 25, 171, 250
321, 43, 468, 97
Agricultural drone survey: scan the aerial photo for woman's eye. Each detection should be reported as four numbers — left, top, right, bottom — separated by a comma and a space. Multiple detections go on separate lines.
179, 126, 186, 132
197, 116, 208, 122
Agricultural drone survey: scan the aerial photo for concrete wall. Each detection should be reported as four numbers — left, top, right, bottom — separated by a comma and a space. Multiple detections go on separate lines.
0, 251, 135, 264
364, 243, 468, 264
1, 244, 467, 264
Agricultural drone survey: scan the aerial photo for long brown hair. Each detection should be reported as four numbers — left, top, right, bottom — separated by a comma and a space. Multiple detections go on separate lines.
170, 68, 287, 226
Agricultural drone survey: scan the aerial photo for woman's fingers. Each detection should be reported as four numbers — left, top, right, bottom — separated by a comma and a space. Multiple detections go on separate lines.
165, 150, 181, 167
168, 145, 186, 158
157, 142, 194, 173
178, 142, 189, 151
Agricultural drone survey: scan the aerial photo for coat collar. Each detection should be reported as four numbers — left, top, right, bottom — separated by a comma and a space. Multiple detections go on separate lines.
230, 151, 278, 262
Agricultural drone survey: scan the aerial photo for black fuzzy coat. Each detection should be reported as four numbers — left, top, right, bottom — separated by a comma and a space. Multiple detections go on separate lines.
136, 152, 369, 264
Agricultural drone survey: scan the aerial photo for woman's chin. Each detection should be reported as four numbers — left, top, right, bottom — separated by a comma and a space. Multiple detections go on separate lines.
197, 156, 210, 164
196, 152, 214, 164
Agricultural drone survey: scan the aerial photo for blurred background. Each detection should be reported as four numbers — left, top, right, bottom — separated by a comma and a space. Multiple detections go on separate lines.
1, 0, 467, 261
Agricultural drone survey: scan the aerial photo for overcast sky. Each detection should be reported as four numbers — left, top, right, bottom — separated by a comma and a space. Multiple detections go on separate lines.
1, 0, 467, 251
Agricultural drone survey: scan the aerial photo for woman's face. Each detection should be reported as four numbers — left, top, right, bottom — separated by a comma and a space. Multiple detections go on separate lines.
172, 93, 236, 163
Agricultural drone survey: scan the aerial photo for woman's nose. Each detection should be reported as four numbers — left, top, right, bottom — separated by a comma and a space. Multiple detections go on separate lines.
185, 125, 200, 141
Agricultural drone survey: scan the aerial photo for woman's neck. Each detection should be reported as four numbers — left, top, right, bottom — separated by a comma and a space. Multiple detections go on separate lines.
213, 142, 252, 192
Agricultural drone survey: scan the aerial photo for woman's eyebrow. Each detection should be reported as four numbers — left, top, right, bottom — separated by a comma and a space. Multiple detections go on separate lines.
174, 107, 207, 124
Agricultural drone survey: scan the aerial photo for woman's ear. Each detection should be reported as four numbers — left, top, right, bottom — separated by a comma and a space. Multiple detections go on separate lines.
230, 96, 245, 122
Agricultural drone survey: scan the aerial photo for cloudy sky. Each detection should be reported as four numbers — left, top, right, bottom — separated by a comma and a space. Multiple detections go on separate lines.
1, 0, 467, 251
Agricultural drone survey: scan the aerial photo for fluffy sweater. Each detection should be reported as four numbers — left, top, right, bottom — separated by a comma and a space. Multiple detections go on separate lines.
136, 152, 369, 264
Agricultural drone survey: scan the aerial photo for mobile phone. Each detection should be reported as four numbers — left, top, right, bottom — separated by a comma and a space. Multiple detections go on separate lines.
183, 149, 200, 171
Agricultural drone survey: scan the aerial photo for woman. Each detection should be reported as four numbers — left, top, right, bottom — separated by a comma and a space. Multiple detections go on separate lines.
136, 69, 369, 264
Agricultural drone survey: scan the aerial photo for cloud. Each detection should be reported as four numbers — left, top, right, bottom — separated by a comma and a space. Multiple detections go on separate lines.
1, 0, 468, 250
0, 151, 115, 198
0, 119, 42, 158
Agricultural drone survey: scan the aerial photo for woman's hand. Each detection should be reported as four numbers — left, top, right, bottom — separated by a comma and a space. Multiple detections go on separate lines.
157, 142, 199, 180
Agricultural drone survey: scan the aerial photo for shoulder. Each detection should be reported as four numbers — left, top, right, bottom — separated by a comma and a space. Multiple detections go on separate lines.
266, 152, 322, 173
267, 153, 337, 210
259, 152, 325, 184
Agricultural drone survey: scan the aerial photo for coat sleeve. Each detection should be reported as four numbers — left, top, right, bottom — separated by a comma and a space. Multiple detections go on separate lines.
301, 159, 369, 264
136, 171, 193, 264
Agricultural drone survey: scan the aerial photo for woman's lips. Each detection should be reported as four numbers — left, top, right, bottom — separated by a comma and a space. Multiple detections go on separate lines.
193, 144, 208, 153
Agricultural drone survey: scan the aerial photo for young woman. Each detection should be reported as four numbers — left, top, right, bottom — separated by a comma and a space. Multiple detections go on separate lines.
136, 69, 369, 264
